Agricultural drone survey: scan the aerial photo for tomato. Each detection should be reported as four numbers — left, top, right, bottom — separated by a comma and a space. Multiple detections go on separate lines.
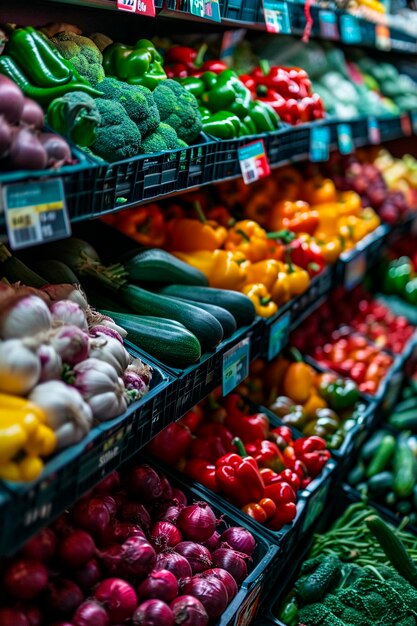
348, 336, 368, 349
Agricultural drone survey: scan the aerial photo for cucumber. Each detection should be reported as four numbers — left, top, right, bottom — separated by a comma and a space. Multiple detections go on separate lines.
347, 463, 366, 486
366, 434, 396, 478
100, 310, 201, 368
119, 284, 223, 352
360, 430, 391, 462
168, 296, 237, 338
393, 433, 417, 498
366, 515, 417, 586
157, 284, 256, 327
389, 410, 417, 431
123, 249, 208, 286
393, 397, 417, 414
34, 259, 79, 285
367, 471, 394, 498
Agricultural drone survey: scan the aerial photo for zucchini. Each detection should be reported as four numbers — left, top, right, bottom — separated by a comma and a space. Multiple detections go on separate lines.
393, 433, 417, 498
392, 397, 417, 415
168, 296, 237, 338
360, 430, 390, 462
366, 434, 396, 478
157, 285, 255, 327
0, 244, 47, 288
347, 463, 366, 486
366, 515, 417, 586
100, 310, 201, 368
367, 471, 394, 498
123, 249, 208, 286
87, 290, 130, 313
119, 284, 223, 352
389, 410, 417, 431
33, 260, 79, 285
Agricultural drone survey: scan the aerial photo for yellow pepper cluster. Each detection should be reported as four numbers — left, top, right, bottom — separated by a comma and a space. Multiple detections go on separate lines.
0, 394, 56, 482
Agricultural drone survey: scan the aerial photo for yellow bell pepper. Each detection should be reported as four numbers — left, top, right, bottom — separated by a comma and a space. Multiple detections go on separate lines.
19, 455, 44, 482
0, 461, 21, 481
317, 237, 343, 264
0, 394, 46, 423
244, 259, 282, 291
242, 283, 277, 318
361, 207, 381, 233
24, 424, 57, 457
0, 420, 27, 463
174, 250, 248, 290
224, 220, 269, 262
301, 178, 337, 205
282, 358, 314, 404
271, 271, 291, 305
285, 263, 310, 296
338, 215, 369, 243
303, 392, 328, 418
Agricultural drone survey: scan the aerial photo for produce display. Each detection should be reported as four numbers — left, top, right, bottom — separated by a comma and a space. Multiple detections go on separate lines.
147, 394, 331, 529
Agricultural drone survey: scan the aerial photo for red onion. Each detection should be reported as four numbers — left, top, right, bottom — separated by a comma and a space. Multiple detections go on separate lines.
100, 536, 156, 578
151, 521, 182, 549
9, 128, 48, 170
125, 465, 163, 502
59, 530, 95, 568
159, 476, 173, 500
94, 471, 120, 493
39, 132, 72, 167
94, 578, 137, 624
50, 623, 74, 626
52, 514, 73, 538
221, 527, 256, 556
137, 569, 178, 602
159, 504, 184, 524
177, 504, 216, 543
170, 595, 208, 626
211, 548, 248, 584
171, 489, 187, 506
0, 117, 12, 158
20, 97, 44, 129
21, 527, 56, 562
71, 497, 112, 536
109, 522, 145, 544
202, 531, 220, 552
4, 559, 48, 599
73, 601, 109, 626
175, 542, 212, 574
155, 550, 192, 580
118, 501, 151, 530
182, 576, 228, 618
133, 600, 173, 626
0, 608, 29, 626
0, 75, 25, 124
73, 558, 102, 590
21, 605, 42, 626
200, 568, 237, 602
47, 579, 84, 616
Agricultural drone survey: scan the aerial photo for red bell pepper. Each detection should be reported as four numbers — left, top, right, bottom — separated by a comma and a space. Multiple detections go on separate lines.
241, 497, 277, 523
164, 44, 208, 75
270, 425, 293, 445
245, 440, 285, 472
293, 436, 331, 477
184, 458, 219, 492
224, 398, 270, 443
271, 468, 301, 492
287, 239, 326, 277
189, 423, 236, 462
215, 438, 265, 507
264, 481, 296, 506
268, 502, 297, 530
146, 421, 192, 465
180, 407, 203, 433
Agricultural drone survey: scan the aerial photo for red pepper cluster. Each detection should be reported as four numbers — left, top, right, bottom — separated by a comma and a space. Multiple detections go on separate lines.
147, 394, 331, 531
239, 64, 325, 125
287, 238, 326, 277
164, 45, 228, 78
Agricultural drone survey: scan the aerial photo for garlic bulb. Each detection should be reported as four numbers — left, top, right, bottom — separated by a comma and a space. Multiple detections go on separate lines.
50, 300, 88, 330
38, 344, 62, 382
86, 307, 127, 338
54, 422, 90, 450
0, 295, 51, 339
50, 325, 89, 366
72, 358, 127, 420
29, 380, 93, 433
89, 333, 130, 376
41, 284, 88, 310
0, 339, 40, 395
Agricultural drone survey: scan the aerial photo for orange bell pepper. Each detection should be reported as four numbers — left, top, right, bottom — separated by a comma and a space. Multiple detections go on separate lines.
225, 220, 269, 262
245, 259, 282, 291
167, 202, 227, 252
114, 204, 166, 247
301, 178, 337, 205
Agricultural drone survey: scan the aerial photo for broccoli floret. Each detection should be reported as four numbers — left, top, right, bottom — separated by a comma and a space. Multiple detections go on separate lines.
98, 77, 160, 137
50, 32, 105, 86
92, 98, 141, 162
139, 122, 182, 154
153, 79, 202, 143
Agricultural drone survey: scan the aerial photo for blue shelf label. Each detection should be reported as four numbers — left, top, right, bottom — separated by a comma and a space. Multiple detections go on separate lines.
268, 312, 291, 360
345, 251, 366, 290
319, 10, 339, 40
337, 123, 353, 155
238, 139, 270, 184
340, 14, 361, 44
262, 0, 291, 34
368, 117, 381, 144
223, 338, 250, 396
190, 0, 221, 21
3, 178, 71, 251
310, 125, 330, 162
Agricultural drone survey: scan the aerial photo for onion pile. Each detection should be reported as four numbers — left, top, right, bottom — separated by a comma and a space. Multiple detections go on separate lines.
1, 464, 257, 625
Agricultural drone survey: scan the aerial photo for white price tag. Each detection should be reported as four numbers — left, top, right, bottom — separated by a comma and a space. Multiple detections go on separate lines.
222, 338, 250, 396
238, 140, 270, 185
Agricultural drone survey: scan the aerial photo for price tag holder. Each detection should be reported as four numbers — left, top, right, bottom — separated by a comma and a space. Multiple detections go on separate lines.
190, 0, 221, 21
117, 0, 137, 11
401, 114, 413, 136
319, 10, 339, 40
340, 14, 362, 44
344, 250, 366, 290
3, 178, 71, 251
223, 338, 250, 396
262, 0, 291, 34
238, 140, 270, 185
375, 24, 391, 50
235, 579, 264, 626
268, 312, 291, 360
368, 117, 381, 145
310, 125, 330, 162
337, 123, 353, 154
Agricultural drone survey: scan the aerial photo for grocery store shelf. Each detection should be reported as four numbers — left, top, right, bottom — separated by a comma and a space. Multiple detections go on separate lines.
0, 113, 414, 241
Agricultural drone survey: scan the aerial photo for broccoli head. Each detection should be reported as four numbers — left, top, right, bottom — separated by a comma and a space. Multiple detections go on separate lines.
92, 98, 141, 162
140, 122, 182, 154
50, 32, 105, 86
99, 77, 160, 137
153, 79, 202, 144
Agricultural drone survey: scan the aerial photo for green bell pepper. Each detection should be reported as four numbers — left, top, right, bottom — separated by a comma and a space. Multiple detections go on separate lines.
176, 76, 205, 98
47, 92, 101, 147
319, 378, 359, 411
383, 257, 413, 295
201, 70, 252, 119
249, 100, 280, 133
202, 111, 241, 139
103, 39, 166, 90
405, 277, 417, 304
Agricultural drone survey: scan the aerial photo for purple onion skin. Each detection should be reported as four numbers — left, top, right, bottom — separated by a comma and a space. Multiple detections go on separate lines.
170, 595, 209, 626
132, 599, 174, 626
0, 75, 24, 124
221, 527, 256, 556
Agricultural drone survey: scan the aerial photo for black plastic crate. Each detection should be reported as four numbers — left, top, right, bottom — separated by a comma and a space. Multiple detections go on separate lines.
266, 125, 310, 168
0, 487, 11, 556
336, 224, 389, 289
379, 116, 403, 142
221, 0, 264, 23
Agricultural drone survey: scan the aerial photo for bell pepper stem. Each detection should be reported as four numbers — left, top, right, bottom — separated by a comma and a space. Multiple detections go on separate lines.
267, 230, 296, 243
232, 437, 248, 457
193, 201, 207, 224
259, 59, 270, 77
285, 249, 295, 273
236, 228, 251, 242
260, 297, 271, 305
289, 347, 304, 363
195, 43, 208, 68
308, 262, 320, 272
207, 393, 221, 410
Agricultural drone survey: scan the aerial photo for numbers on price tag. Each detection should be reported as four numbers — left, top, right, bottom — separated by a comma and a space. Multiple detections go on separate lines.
375, 24, 391, 50
135, 0, 156, 16
262, 0, 291, 34
337, 123, 353, 155
340, 14, 361, 44
268, 312, 291, 360
345, 251, 366, 290
238, 140, 270, 185
310, 125, 330, 162
319, 10, 339, 40
368, 117, 381, 145
4, 178, 71, 250
222, 338, 250, 396
190, 0, 221, 20
117, 0, 137, 11
401, 114, 412, 136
